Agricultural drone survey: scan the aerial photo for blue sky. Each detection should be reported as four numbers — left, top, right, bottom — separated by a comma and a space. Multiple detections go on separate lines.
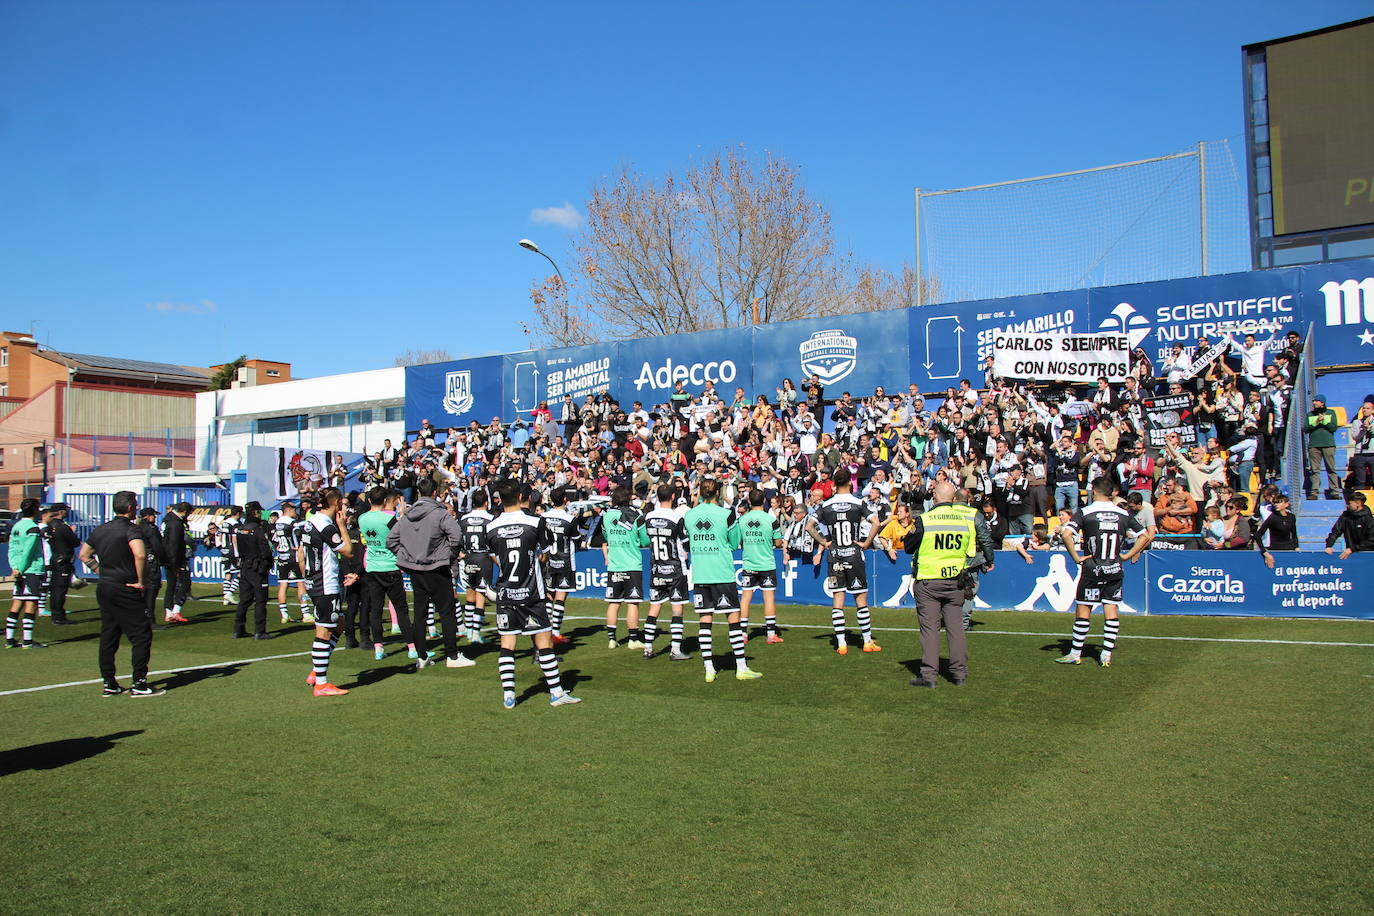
1, 0, 1367, 378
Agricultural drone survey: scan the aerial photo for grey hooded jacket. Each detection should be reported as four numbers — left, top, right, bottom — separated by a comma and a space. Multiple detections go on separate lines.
386, 498, 462, 571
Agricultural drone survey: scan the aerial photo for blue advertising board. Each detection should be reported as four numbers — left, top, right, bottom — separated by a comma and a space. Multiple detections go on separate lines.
907, 290, 1089, 390
503, 342, 618, 418
614, 326, 753, 407
751, 310, 910, 401
1300, 260, 1374, 368
1086, 267, 1302, 368
404, 355, 507, 432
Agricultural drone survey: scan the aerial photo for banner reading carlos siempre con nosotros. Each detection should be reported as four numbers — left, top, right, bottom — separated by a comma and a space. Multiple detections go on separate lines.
991, 332, 1129, 384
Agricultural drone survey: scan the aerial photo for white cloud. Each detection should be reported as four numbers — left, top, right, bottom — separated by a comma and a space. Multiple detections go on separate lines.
145, 299, 218, 315
529, 201, 582, 229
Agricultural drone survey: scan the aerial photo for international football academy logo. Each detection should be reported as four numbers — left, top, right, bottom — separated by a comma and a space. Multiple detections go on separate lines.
442, 370, 474, 417
799, 329, 858, 385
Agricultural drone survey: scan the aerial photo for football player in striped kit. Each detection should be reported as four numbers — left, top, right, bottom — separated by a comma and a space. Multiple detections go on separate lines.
538, 486, 581, 644
486, 479, 581, 709
638, 483, 691, 660
299, 488, 353, 696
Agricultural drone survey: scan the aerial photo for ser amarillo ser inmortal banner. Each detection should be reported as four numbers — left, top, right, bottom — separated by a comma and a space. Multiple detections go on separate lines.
991, 332, 1130, 383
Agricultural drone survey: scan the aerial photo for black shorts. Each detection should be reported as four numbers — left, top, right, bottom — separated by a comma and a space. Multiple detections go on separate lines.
649, 574, 689, 605
605, 570, 643, 602
495, 601, 551, 636
462, 556, 493, 592
1075, 570, 1124, 609
828, 558, 868, 595
309, 593, 340, 628
692, 582, 740, 615
274, 558, 303, 583
546, 560, 576, 592
13, 573, 43, 602
740, 568, 777, 592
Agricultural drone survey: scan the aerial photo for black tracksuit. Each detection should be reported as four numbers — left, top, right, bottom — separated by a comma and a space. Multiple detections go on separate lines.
44, 517, 80, 621
233, 518, 273, 636
1325, 506, 1374, 553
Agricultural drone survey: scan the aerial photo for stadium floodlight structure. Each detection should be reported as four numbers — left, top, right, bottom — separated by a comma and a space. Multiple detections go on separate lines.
913, 140, 1247, 305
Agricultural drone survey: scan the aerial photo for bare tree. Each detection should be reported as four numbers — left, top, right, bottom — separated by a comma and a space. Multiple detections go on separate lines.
526, 146, 936, 345
393, 347, 454, 367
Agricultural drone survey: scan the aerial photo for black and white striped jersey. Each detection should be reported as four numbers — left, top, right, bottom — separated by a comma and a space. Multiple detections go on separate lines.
814, 493, 872, 562
271, 518, 300, 560
486, 511, 550, 604
642, 507, 688, 579
542, 507, 579, 567
300, 512, 345, 596
1069, 500, 1144, 576
459, 509, 494, 557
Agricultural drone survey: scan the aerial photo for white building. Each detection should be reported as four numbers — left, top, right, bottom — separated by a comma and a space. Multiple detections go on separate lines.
195, 367, 406, 475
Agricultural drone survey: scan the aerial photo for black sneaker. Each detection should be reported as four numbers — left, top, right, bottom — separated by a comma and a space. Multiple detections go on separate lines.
129, 682, 166, 697
4, 639, 18, 649
51, 618, 76, 626
254, 632, 277, 640
101, 683, 126, 697
21, 641, 47, 649
909, 677, 937, 688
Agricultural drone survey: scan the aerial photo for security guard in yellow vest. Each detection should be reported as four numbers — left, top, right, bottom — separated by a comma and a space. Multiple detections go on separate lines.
902, 481, 979, 688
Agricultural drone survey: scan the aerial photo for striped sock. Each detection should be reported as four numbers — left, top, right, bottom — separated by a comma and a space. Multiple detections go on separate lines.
1103, 619, 1120, 654
670, 615, 683, 653
628, 627, 641, 643
537, 649, 565, 698
498, 648, 517, 694
464, 603, 476, 633
22, 617, 34, 643
765, 614, 777, 634
605, 623, 617, 643
728, 622, 747, 667
831, 606, 846, 647
5, 616, 16, 641
699, 622, 714, 673
857, 606, 873, 642
311, 638, 333, 682
550, 601, 565, 634
643, 616, 659, 646
1069, 618, 1091, 657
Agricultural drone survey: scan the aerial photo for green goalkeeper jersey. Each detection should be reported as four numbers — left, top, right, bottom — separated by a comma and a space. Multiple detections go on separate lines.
602, 507, 644, 572
738, 508, 781, 572
683, 501, 740, 584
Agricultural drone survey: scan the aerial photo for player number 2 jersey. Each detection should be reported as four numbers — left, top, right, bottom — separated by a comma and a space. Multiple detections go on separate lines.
486, 511, 549, 604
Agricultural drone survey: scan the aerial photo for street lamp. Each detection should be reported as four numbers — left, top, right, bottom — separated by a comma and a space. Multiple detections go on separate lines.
517, 238, 565, 285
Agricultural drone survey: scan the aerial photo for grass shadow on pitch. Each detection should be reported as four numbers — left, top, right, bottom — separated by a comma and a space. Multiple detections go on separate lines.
345, 665, 413, 689
515, 668, 591, 704
0, 730, 145, 778
157, 663, 248, 691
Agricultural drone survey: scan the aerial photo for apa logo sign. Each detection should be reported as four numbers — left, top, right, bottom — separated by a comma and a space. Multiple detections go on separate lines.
799, 329, 858, 385
442, 370, 474, 417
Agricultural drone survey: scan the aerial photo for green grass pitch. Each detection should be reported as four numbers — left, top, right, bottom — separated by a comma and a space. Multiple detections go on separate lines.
1, 583, 1370, 914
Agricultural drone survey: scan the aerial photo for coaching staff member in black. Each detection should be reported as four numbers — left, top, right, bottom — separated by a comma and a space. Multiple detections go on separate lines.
45, 504, 81, 626
136, 507, 167, 631
79, 491, 164, 697
234, 501, 275, 639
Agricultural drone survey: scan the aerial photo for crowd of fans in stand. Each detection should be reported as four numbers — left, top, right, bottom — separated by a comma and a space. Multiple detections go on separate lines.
347, 325, 1374, 556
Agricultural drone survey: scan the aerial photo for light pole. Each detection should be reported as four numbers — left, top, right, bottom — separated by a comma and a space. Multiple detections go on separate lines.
518, 238, 569, 339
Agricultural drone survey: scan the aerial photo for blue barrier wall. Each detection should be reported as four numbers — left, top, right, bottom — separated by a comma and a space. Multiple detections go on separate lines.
155, 546, 1374, 620
405, 258, 1374, 429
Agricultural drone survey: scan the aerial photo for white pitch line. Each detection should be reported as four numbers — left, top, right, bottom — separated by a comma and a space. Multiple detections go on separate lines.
0, 651, 310, 697
3, 617, 1371, 699
559, 616, 1374, 648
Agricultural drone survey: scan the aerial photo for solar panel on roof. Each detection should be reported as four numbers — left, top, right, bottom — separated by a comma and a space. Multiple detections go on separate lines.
52, 351, 208, 381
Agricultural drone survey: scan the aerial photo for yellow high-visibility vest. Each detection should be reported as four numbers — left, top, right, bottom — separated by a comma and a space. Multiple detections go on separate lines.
913, 503, 977, 581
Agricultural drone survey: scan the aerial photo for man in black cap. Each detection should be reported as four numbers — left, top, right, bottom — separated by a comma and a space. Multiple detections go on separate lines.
160, 502, 192, 624
135, 507, 167, 631
43, 504, 80, 625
